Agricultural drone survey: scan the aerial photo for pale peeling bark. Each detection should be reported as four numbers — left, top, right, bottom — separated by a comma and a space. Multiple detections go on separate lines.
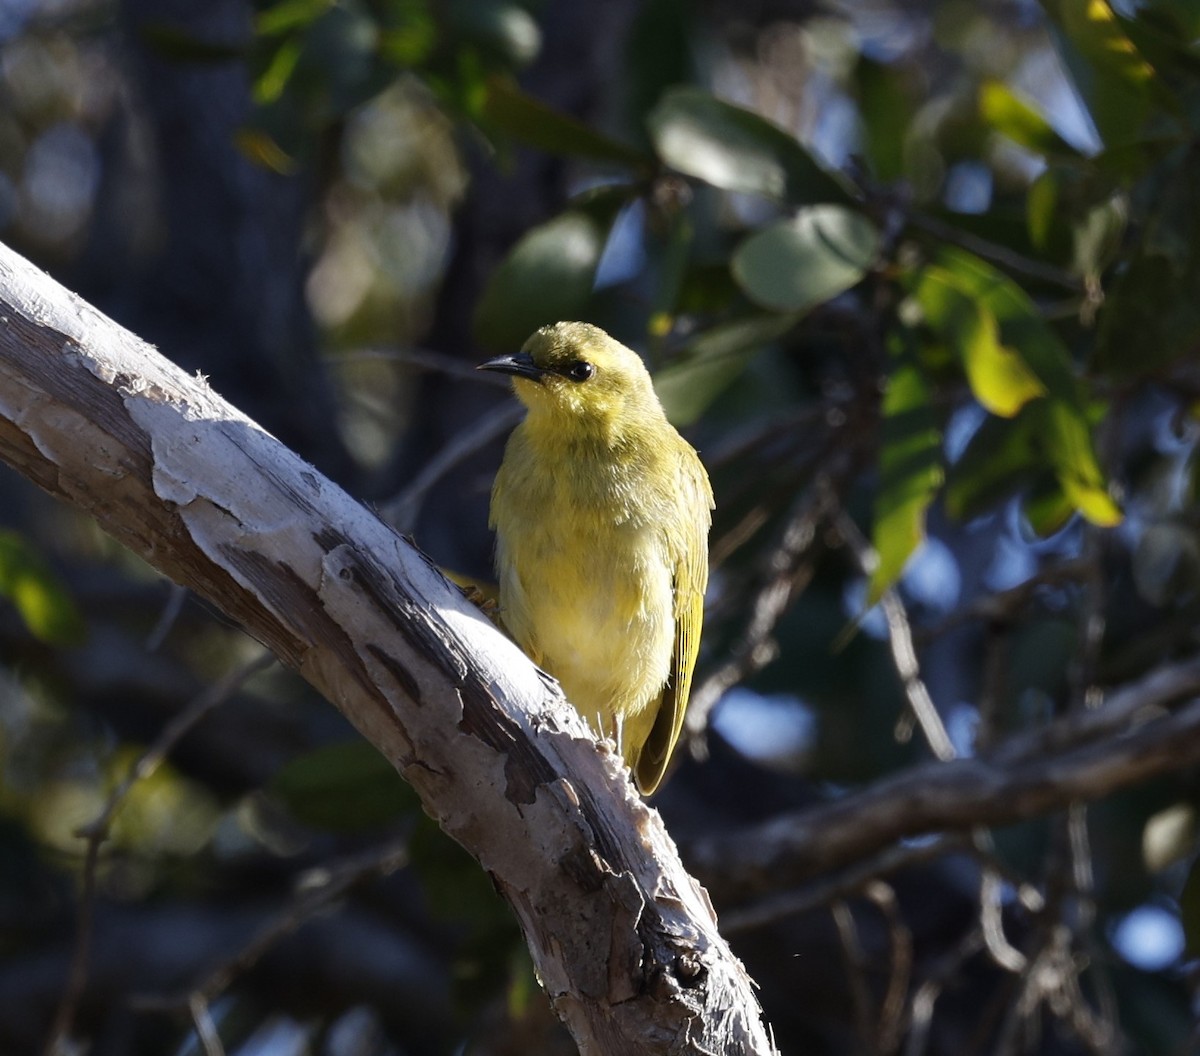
0, 241, 776, 1056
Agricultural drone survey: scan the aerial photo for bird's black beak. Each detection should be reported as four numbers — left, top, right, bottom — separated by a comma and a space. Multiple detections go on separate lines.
477, 351, 546, 382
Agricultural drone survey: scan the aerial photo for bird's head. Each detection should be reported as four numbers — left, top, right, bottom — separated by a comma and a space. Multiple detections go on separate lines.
478, 322, 661, 430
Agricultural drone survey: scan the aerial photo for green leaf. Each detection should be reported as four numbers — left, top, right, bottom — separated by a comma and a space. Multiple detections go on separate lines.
1044, 0, 1168, 146
1053, 0, 1157, 94
1036, 398, 1122, 526
375, 0, 437, 65
1026, 166, 1128, 277
473, 210, 612, 351
256, 0, 333, 36
868, 359, 943, 604
914, 267, 1046, 417
378, 23, 437, 67
1070, 195, 1127, 280
646, 86, 849, 204
653, 313, 799, 425
271, 740, 418, 831
1027, 169, 1060, 250
249, 0, 388, 128
927, 248, 1073, 394
0, 532, 85, 646
978, 79, 1078, 157
482, 77, 650, 168
929, 247, 1121, 527
731, 206, 879, 313
253, 36, 304, 104
1127, 2, 1200, 77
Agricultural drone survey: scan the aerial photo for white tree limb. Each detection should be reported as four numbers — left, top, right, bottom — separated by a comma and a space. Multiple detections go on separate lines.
0, 240, 775, 1056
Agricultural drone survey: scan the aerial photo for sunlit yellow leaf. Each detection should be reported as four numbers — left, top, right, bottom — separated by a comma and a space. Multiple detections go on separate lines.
1059, 0, 1156, 91
915, 268, 1046, 418
911, 249, 1122, 529
979, 80, 1076, 157
1037, 398, 1123, 527
0, 532, 86, 645
234, 128, 298, 175
1044, 0, 1169, 145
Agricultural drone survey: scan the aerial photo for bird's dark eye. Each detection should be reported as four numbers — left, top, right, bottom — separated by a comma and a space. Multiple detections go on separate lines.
565, 361, 595, 382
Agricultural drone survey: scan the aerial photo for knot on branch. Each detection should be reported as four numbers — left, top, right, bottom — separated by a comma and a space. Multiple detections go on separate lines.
674, 950, 707, 987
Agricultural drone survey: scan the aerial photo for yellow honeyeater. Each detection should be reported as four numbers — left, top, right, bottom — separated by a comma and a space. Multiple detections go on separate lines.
479, 322, 713, 795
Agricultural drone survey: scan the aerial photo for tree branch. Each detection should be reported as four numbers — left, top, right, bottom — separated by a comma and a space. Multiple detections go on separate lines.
689, 658, 1200, 904
0, 241, 774, 1056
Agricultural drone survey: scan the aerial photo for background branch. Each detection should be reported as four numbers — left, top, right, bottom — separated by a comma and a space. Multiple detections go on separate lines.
690, 662, 1200, 903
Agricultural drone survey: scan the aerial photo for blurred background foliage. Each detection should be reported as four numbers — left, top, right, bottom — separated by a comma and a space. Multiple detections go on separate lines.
2, 0, 1200, 1053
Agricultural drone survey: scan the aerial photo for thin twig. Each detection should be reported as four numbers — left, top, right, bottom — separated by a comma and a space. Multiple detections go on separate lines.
904, 929, 987, 1056
863, 880, 912, 1054
834, 510, 956, 762
967, 831, 1044, 914
979, 868, 1026, 973
1067, 802, 1095, 926
722, 836, 963, 934
83, 650, 275, 842
688, 429, 865, 748
41, 828, 103, 1056
189, 994, 226, 1056
41, 650, 275, 1056
134, 838, 410, 1011
145, 581, 188, 652
685, 479, 838, 745
907, 211, 1086, 293
382, 403, 522, 533
882, 591, 956, 760
994, 803, 1115, 1054
831, 901, 876, 1055
1069, 530, 1108, 714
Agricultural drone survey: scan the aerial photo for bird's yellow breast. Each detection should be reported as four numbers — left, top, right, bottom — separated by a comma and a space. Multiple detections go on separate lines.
491, 426, 677, 756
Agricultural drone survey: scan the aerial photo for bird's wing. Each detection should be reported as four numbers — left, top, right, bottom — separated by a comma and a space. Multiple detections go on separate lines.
635, 452, 713, 795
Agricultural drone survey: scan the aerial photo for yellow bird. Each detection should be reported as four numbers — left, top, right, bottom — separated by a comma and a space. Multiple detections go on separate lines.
479, 322, 713, 794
